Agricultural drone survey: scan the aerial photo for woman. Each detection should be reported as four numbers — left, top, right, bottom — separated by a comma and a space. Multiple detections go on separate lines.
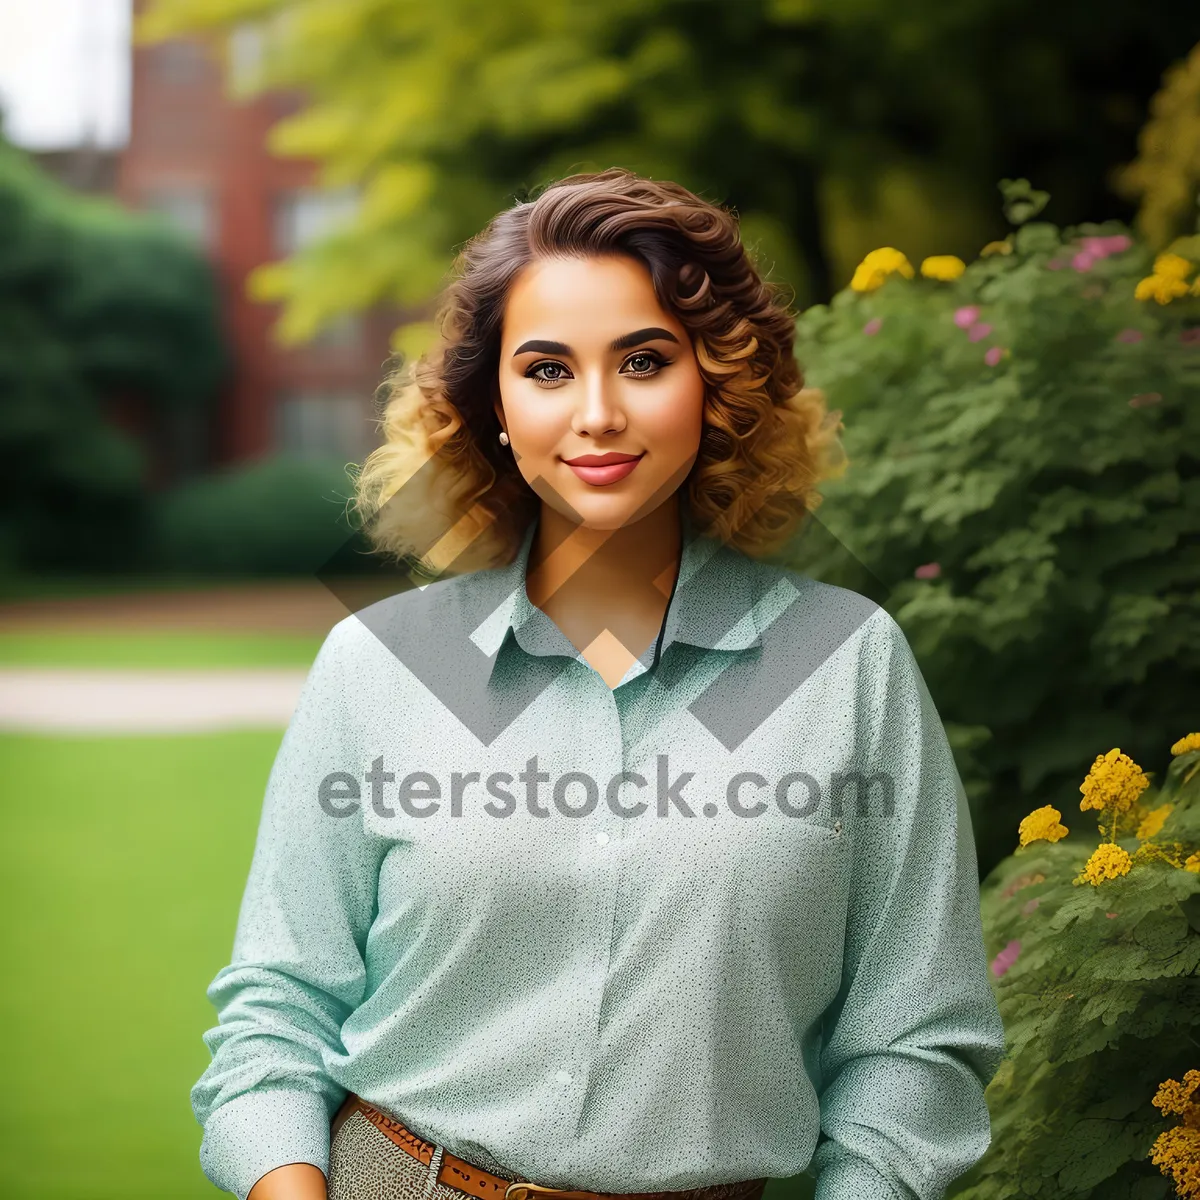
190, 168, 1006, 1200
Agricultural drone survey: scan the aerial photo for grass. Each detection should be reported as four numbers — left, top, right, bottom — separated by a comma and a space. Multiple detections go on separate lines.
0, 572, 288, 604
0, 631, 324, 668
0, 731, 282, 1199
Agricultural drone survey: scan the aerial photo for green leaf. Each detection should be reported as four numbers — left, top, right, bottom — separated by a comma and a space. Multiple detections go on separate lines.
999, 177, 1052, 225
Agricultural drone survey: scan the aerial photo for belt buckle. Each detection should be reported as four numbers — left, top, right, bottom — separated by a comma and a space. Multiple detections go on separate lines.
505, 1184, 596, 1200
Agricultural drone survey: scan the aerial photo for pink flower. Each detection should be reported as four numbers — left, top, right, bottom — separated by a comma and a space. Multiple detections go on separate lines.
1081, 234, 1131, 258
954, 305, 981, 329
1105, 912, 1118, 919
862, 317, 883, 336
1021, 897, 1040, 916
1072, 252, 1095, 272
991, 939, 1021, 979
1075, 234, 1128, 262
985, 346, 1005, 366
1116, 328, 1143, 344
1181, 328, 1200, 346
914, 562, 941, 580
968, 321, 993, 342
1129, 392, 1162, 408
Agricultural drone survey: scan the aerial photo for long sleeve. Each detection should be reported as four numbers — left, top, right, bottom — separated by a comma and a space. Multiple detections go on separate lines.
190, 618, 383, 1200
809, 608, 1007, 1200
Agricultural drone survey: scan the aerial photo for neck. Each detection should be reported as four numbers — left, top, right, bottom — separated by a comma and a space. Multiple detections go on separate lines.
526, 498, 684, 615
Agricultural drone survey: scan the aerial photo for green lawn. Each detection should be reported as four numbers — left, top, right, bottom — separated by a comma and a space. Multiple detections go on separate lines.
0, 730, 281, 1199
0, 631, 324, 668
0, 573, 283, 604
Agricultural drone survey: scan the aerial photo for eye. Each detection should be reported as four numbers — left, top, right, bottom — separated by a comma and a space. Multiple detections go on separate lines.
524, 351, 670, 388
526, 360, 572, 387
622, 351, 669, 377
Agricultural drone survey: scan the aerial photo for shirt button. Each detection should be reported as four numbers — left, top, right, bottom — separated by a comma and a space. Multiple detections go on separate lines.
554, 1069, 572, 1084
595, 832, 610, 846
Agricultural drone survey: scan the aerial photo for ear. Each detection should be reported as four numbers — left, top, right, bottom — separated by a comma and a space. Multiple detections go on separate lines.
493, 395, 506, 432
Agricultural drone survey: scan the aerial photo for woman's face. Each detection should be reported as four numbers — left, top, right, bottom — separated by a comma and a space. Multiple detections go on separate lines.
495, 253, 706, 531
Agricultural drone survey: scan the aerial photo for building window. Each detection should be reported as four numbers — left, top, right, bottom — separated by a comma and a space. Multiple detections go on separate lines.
273, 186, 359, 257
275, 392, 373, 460
142, 185, 216, 250
227, 11, 295, 99
227, 23, 265, 97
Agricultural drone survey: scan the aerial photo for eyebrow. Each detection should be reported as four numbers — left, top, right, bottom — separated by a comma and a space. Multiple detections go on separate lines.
511, 327, 681, 358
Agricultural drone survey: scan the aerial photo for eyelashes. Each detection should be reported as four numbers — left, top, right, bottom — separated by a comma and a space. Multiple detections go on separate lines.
525, 351, 671, 387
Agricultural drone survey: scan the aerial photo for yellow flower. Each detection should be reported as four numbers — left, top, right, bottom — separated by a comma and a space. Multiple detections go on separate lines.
919, 255, 966, 281
1186, 852, 1200, 874
1153, 253, 1194, 281
864, 247, 914, 275
1133, 839, 1187, 869
980, 238, 1013, 257
1136, 802, 1173, 841
850, 247, 914, 292
1079, 747, 1150, 815
1135, 274, 1191, 304
1153, 1070, 1200, 1117
1150, 1124, 1200, 1199
1172, 733, 1200, 756
1149, 1074, 1200, 1198
1193, 277, 1200, 296
1081, 842, 1132, 884
1018, 804, 1069, 846
850, 267, 887, 292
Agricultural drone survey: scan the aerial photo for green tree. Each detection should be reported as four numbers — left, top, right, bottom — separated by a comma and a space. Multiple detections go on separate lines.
138, 0, 1200, 346
0, 137, 227, 573
1114, 41, 1200, 252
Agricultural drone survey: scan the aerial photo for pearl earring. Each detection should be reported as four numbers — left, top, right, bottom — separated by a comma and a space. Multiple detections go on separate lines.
498, 431, 510, 447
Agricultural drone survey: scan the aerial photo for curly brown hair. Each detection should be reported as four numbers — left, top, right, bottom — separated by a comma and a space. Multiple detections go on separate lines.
351, 167, 846, 575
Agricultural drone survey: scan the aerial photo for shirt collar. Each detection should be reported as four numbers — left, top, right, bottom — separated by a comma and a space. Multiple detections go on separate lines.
470, 505, 765, 680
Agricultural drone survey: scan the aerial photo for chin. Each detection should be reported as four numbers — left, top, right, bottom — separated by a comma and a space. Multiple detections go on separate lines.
553, 493, 656, 532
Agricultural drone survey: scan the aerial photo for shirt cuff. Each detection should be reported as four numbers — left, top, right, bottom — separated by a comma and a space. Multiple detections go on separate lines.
198, 1086, 331, 1200
813, 1150, 900, 1200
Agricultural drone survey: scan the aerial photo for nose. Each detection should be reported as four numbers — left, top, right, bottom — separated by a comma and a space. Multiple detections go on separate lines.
570, 367, 626, 438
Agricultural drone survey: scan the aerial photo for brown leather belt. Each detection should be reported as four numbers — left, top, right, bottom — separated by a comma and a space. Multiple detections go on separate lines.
332, 1094, 767, 1200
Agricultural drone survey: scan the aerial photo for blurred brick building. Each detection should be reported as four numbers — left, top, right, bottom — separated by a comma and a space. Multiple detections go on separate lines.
115, 11, 402, 471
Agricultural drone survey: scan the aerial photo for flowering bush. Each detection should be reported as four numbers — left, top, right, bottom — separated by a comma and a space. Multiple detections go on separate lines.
790, 178, 1200, 876
1150, 1069, 1200, 1198
949, 734, 1200, 1198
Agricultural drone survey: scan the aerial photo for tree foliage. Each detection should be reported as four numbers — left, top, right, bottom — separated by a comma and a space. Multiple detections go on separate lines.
0, 138, 227, 573
138, 0, 1200, 346
1115, 41, 1200, 253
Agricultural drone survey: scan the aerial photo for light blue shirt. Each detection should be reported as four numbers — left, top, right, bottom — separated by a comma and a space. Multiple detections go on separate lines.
191, 508, 1006, 1200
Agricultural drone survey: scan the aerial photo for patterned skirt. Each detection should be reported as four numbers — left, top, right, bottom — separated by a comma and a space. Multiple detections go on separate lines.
326, 1106, 770, 1200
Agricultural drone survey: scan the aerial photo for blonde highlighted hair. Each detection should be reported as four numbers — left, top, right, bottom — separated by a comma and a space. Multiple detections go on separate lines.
351, 167, 846, 574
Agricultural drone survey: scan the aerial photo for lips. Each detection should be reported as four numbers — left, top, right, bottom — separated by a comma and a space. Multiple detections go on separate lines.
563, 453, 642, 465
561, 452, 644, 486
